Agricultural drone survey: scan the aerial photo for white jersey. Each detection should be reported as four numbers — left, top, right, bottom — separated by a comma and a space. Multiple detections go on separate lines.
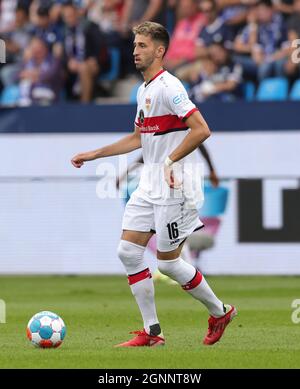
134, 69, 204, 207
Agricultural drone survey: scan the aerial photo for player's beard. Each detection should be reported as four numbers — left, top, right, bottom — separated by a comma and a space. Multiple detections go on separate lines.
135, 55, 155, 72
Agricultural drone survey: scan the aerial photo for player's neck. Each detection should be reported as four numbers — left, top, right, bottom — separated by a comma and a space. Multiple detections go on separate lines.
142, 65, 164, 85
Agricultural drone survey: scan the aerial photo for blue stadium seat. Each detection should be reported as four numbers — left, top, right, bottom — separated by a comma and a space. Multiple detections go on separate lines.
256, 77, 288, 101
98, 48, 121, 82
129, 82, 142, 103
289, 79, 300, 100
243, 82, 255, 101
0, 84, 20, 105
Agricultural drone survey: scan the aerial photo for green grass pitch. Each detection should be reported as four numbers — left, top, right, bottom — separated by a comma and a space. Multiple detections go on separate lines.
0, 275, 299, 369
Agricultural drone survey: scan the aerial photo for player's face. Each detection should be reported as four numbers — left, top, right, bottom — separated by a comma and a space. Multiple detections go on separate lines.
133, 34, 158, 72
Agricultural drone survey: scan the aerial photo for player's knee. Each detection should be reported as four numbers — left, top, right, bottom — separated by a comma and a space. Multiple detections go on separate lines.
117, 240, 145, 271
157, 258, 179, 277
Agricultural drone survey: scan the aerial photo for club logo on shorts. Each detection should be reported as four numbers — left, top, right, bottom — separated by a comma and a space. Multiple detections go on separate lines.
139, 109, 145, 124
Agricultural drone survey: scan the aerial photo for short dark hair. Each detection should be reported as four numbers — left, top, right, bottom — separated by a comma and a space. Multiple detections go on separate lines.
37, 6, 50, 17
133, 22, 170, 56
16, 4, 29, 16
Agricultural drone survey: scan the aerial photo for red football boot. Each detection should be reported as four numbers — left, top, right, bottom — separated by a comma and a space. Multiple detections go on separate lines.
203, 305, 237, 345
115, 330, 165, 347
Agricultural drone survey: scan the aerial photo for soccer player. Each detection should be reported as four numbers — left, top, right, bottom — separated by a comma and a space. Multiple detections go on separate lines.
71, 21, 237, 347
115, 145, 220, 274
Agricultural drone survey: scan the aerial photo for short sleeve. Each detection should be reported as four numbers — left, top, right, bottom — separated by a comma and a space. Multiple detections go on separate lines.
164, 80, 198, 121
134, 85, 143, 127
135, 109, 141, 127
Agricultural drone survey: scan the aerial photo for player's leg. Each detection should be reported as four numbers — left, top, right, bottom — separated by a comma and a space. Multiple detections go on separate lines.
115, 194, 164, 347
157, 240, 226, 318
155, 203, 237, 345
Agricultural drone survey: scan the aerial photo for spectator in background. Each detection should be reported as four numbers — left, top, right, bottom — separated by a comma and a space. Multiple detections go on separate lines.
84, 0, 107, 27
29, 0, 54, 21
29, 0, 64, 24
272, 0, 294, 18
190, 42, 243, 102
196, 0, 235, 58
85, 0, 125, 47
48, 0, 64, 24
176, 0, 235, 82
165, 0, 177, 33
31, 5, 64, 56
217, 0, 255, 36
0, 0, 18, 33
278, 0, 300, 79
233, 0, 287, 81
119, 0, 167, 76
18, 36, 62, 105
121, 0, 166, 32
0, 4, 32, 88
61, 1, 109, 102
164, 0, 206, 72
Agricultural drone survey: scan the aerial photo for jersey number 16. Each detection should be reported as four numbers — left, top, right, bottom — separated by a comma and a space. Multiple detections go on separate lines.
167, 222, 179, 240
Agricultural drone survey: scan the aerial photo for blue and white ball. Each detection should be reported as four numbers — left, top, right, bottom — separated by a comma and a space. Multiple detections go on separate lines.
26, 311, 66, 348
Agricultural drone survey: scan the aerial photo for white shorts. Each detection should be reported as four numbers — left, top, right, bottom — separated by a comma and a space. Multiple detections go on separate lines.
122, 192, 203, 252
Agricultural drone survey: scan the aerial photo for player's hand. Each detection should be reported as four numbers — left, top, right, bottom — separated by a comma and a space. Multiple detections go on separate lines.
209, 170, 219, 187
71, 151, 96, 168
164, 164, 182, 189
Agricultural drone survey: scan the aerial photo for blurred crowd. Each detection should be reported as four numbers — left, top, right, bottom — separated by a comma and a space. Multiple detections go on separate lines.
0, 0, 299, 105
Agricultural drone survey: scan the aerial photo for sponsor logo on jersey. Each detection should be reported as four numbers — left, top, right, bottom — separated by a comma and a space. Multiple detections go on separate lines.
139, 109, 145, 124
141, 124, 160, 132
173, 93, 188, 105
170, 239, 180, 245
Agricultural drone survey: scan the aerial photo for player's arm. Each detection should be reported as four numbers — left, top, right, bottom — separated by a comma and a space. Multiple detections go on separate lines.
199, 144, 213, 171
139, 0, 163, 24
167, 110, 211, 163
164, 111, 210, 189
198, 144, 219, 187
71, 126, 141, 168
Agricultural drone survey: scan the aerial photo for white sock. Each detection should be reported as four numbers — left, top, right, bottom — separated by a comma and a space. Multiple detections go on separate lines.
128, 269, 160, 335
189, 276, 225, 317
117, 240, 161, 335
157, 257, 225, 318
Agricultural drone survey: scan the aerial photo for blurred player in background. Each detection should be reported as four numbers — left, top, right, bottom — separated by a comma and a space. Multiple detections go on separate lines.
71, 21, 237, 347
116, 144, 219, 191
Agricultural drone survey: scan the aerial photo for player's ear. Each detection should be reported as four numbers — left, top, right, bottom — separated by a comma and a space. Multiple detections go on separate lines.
156, 45, 165, 59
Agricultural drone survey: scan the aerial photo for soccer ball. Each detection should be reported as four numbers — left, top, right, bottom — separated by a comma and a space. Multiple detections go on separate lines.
26, 311, 66, 348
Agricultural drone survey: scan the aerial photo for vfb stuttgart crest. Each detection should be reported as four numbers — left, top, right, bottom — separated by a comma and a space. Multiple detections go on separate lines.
145, 97, 151, 110
139, 109, 145, 124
